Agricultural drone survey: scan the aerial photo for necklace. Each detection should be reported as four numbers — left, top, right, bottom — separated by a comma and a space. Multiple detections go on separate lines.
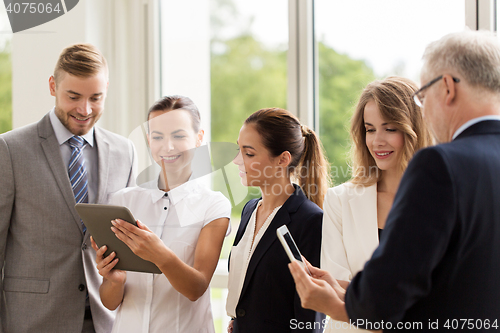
247, 201, 282, 260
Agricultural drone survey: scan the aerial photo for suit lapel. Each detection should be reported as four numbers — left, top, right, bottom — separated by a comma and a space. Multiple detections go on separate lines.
234, 200, 259, 246
239, 185, 305, 298
348, 184, 379, 260
38, 114, 84, 234
95, 128, 110, 204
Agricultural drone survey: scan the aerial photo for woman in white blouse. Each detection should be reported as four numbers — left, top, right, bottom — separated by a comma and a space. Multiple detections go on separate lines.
320, 77, 431, 331
91, 95, 231, 333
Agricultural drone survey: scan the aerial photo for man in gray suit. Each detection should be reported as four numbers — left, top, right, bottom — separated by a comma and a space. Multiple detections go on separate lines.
0, 44, 136, 333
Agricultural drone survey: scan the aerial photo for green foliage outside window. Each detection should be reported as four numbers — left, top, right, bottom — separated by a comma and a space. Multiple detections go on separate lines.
0, 41, 12, 134
318, 41, 376, 185
210, 35, 376, 212
211, 34, 288, 145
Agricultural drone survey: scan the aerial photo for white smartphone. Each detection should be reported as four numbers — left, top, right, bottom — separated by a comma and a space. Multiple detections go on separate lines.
276, 225, 312, 276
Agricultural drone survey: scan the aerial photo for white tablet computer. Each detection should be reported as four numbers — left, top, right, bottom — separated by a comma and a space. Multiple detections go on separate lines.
75, 203, 161, 274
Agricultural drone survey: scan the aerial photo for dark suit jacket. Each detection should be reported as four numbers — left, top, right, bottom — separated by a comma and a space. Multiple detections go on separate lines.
231, 184, 325, 333
346, 120, 500, 331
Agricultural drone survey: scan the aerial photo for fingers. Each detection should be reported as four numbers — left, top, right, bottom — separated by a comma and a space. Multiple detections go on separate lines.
289, 260, 309, 287
337, 279, 350, 290
310, 277, 329, 287
97, 251, 119, 273
289, 260, 316, 309
136, 220, 152, 232
291, 260, 326, 289
95, 244, 107, 259
301, 256, 326, 277
302, 255, 312, 267
111, 220, 138, 245
93, 240, 110, 266
97, 250, 115, 268
90, 236, 99, 251
304, 259, 321, 277
112, 219, 137, 235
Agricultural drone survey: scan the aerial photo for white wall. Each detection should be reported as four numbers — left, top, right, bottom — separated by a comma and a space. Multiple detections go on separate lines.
11, 0, 159, 139
12, 2, 87, 128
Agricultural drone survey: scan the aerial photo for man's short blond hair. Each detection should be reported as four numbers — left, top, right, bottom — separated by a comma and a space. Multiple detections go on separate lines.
54, 43, 108, 83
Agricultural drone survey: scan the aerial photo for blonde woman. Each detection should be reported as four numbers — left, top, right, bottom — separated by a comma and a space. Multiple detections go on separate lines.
321, 77, 431, 331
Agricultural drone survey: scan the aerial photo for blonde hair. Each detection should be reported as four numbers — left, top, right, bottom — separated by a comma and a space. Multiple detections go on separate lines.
245, 108, 331, 208
350, 76, 432, 186
54, 43, 108, 83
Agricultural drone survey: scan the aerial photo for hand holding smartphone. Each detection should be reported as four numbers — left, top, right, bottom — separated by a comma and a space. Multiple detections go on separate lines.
276, 225, 312, 276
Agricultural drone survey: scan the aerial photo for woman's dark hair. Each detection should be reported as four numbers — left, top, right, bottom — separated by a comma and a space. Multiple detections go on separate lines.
147, 95, 201, 132
245, 108, 331, 208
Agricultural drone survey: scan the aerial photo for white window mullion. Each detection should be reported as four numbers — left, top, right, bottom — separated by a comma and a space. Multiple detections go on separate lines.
466, 0, 497, 32
288, 0, 317, 130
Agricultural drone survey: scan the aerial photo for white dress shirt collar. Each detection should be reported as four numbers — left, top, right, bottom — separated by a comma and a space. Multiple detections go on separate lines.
452, 115, 500, 140
49, 108, 95, 146
141, 176, 201, 205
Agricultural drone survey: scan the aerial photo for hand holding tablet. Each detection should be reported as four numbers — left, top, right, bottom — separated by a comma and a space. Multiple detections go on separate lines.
75, 203, 161, 274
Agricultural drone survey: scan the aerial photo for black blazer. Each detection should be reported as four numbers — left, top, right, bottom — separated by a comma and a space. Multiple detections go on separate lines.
346, 120, 500, 331
231, 184, 325, 333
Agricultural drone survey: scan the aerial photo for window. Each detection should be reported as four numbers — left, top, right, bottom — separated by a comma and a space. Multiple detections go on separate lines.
0, 4, 12, 134
315, 0, 466, 184
159, 1, 288, 331
209, 0, 289, 219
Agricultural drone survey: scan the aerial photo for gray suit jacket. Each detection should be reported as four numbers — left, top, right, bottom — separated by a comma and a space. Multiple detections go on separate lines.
0, 113, 136, 333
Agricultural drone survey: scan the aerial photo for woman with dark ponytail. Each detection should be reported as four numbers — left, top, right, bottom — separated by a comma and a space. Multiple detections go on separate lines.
226, 108, 329, 333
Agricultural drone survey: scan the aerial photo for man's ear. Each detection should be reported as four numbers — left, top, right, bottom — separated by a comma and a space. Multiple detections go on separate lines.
443, 75, 458, 106
49, 76, 56, 96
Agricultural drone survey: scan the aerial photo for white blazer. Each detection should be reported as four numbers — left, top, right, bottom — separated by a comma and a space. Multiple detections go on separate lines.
321, 183, 379, 332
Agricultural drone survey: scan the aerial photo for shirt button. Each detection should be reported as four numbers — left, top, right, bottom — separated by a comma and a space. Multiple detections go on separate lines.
78, 284, 86, 292
164, 207, 167, 210
237, 309, 245, 317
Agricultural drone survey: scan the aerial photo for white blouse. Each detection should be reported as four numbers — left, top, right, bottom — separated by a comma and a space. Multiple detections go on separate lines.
107, 179, 231, 333
226, 201, 282, 318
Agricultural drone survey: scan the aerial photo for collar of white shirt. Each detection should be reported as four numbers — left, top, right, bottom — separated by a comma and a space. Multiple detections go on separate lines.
452, 115, 500, 140
141, 176, 201, 205
49, 107, 95, 147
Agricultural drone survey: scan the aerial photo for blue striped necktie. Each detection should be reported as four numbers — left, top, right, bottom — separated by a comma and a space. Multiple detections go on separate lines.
68, 136, 89, 233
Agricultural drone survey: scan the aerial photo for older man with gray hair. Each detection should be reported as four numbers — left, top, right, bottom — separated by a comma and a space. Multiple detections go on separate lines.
289, 29, 500, 331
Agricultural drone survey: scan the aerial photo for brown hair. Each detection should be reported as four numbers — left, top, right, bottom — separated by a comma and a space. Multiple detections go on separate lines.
350, 76, 432, 186
54, 43, 108, 83
147, 95, 201, 133
245, 108, 331, 208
